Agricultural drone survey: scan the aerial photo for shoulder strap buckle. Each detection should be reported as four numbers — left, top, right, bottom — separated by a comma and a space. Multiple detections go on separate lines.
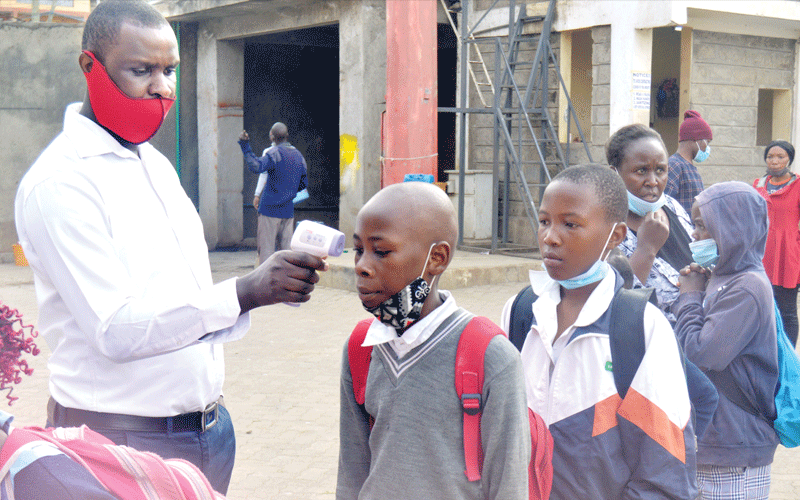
461, 393, 482, 416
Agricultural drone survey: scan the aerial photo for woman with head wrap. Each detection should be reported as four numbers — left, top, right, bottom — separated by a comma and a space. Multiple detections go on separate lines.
753, 140, 800, 345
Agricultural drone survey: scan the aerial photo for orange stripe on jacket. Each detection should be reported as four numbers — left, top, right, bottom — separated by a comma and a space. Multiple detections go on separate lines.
592, 393, 622, 437
618, 388, 686, 463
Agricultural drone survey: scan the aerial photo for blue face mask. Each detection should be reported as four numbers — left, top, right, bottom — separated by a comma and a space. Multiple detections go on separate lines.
556, 223, 617, 290
558, 260, 611, 290
627, 191, 667, 217
694, 141, 710, 163
689, 238, 719, 269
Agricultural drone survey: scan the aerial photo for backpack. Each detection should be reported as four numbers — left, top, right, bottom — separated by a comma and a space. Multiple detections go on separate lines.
509, 285, 654, 398
508, 283, 719, 438
656, 77, 679, 118
348, 316, 553, 500
705, 301, 800, 448
0, 423, 224, 499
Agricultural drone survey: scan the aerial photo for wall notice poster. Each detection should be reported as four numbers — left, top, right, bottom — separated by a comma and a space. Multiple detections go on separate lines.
632, 72, 651, 110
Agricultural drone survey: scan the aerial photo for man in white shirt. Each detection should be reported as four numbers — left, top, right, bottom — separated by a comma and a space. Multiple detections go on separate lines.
13, 1, 326, 494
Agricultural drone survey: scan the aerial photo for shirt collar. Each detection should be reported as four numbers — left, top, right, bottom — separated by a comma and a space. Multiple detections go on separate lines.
529, 269, 617, 331
362, 290, 457, 349
62, 102, 141, 161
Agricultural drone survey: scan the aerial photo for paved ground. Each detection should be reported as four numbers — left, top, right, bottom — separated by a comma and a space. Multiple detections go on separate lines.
2, 250, 799, 499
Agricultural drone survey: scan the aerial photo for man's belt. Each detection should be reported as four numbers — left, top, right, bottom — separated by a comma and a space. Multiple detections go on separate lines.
49, 397, 222, 434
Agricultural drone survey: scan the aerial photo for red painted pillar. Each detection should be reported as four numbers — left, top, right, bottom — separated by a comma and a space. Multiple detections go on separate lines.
383, 0, 438, 187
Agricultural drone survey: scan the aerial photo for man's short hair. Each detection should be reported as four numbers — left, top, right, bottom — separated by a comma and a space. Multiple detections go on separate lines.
605, 124, 666, 169
82, 0, 169, 57
270, 122, 289, 143
551, 164, 628, 223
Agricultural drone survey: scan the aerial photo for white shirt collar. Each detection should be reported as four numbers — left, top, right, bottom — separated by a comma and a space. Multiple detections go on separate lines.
528, 269, 617, 345
362, 290, 458, 358
63, 102, 142, 160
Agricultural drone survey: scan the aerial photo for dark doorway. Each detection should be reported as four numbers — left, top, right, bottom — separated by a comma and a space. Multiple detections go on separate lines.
243, 24, 339, 240
438, 23, 458, 182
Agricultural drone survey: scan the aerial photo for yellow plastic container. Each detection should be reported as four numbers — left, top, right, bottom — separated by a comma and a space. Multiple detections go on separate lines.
12, 243, 28, 267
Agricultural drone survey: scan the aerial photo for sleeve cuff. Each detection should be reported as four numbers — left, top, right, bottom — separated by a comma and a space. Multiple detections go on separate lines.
198, 278, 251, 343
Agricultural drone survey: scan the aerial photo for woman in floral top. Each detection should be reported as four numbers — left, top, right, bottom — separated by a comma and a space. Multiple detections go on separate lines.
606, 124, 695, 323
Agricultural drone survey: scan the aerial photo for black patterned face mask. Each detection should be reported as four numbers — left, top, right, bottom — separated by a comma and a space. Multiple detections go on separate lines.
364, 276, 431, 333
363, 243, 437, 335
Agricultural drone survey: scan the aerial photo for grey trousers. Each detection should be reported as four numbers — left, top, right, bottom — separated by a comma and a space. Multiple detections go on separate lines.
257, 214, 293, 265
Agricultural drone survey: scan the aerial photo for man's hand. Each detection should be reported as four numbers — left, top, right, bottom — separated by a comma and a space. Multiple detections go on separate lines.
235, 250, 329, 313
253, 196, 260, 209
678, 263, 709, 294
239, 130, 249, 141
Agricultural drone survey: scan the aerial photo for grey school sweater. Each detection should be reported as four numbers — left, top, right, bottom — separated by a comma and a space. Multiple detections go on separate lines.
336, 308, 531, 500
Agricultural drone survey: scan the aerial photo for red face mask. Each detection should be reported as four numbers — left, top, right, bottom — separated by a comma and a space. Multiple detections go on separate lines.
82, 50, 175, 144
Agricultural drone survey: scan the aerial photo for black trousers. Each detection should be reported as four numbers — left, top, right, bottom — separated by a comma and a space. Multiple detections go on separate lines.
773, 284, 799, 346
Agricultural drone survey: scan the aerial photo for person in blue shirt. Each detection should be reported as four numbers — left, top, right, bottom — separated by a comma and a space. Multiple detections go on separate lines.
239, 122, 308, 264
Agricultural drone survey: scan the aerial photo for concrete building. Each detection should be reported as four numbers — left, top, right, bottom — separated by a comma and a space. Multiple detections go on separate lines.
148, 0, 800, 250
458, 0, 800, 246
4, 0, 800, 259
0, 0, 90, 22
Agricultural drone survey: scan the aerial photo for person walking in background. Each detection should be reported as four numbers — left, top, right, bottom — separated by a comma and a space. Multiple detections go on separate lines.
754, 140, 800, 346
665, 110, 713, 213
239, 123, 307, 265
673, 182, 779, 500
14, 1, 326, 493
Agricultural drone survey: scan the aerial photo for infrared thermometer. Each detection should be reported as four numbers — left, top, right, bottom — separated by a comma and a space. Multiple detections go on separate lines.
290, 220, 345, 258
285, 220, 345, 306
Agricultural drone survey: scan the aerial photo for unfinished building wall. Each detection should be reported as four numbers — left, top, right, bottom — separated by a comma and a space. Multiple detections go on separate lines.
590, 25, 611, 158
1, 23, 84, 261
691, 30, 795, 185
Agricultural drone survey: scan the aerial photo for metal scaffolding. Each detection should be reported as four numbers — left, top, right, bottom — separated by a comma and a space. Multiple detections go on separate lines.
440, 0, 593, 253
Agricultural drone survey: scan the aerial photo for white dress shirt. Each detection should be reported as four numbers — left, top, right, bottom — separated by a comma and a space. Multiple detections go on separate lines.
15, 103, 250, 417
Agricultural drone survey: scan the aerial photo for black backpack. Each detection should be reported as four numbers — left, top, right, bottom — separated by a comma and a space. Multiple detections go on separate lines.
508, 284, 653, 398
508, 283, 719, 436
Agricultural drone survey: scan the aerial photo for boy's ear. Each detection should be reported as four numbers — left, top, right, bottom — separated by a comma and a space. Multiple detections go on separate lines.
427, 241, 452, 277
607, 222, 628, 251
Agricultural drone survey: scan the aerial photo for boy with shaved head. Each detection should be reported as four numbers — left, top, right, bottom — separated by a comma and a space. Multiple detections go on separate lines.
337, 182, 532, 499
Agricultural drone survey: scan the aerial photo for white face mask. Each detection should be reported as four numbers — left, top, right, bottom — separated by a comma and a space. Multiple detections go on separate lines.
626, 191, 667, 217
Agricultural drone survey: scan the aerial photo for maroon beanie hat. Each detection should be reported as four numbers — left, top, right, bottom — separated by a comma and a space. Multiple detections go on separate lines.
679, 110, 713, 142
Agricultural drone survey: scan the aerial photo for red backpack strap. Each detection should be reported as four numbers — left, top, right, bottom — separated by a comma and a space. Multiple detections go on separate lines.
455, 316, 503, 482
528, 408, 554, 500
348, 319, 375, 406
